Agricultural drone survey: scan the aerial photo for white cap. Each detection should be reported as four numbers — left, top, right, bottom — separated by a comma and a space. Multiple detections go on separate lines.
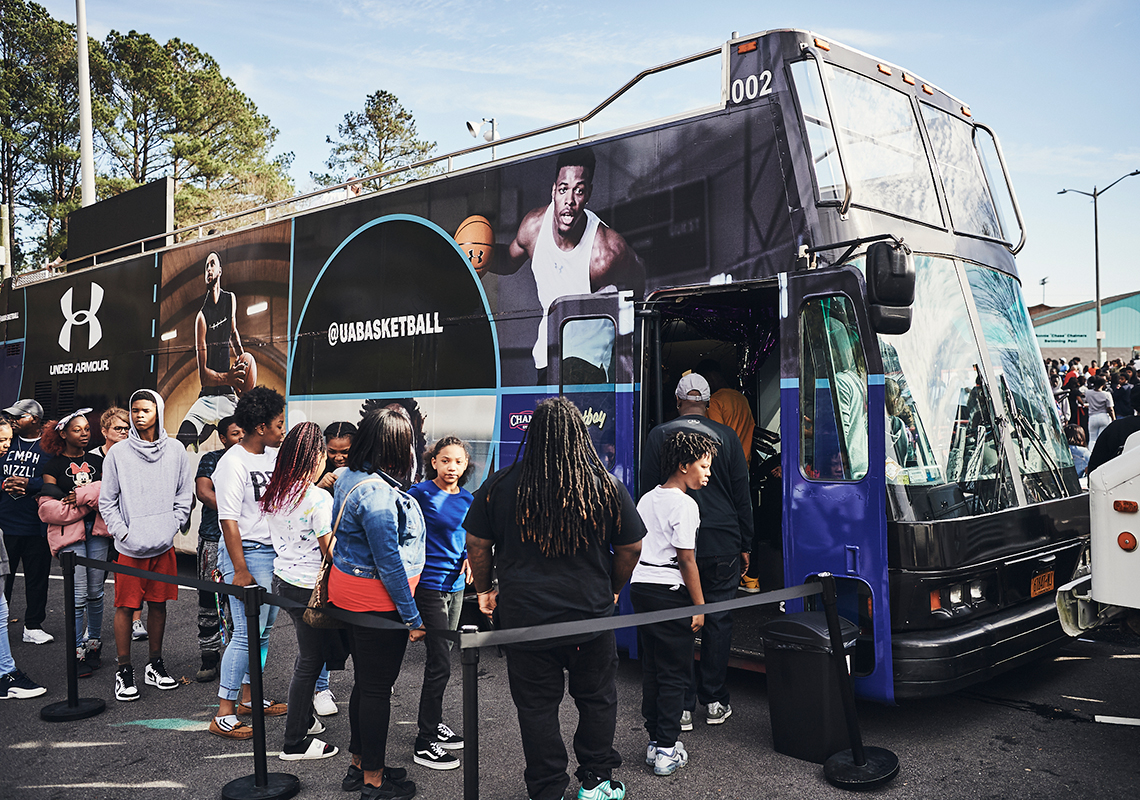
675, 373, 711, 402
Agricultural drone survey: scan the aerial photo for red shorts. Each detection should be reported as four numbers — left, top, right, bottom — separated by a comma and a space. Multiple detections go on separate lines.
115, 549, 179, 608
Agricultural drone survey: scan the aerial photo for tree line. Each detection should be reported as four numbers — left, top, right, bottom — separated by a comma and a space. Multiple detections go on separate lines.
1, 0, 435, 273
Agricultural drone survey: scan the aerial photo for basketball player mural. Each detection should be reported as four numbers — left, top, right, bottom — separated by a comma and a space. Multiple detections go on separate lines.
490, 148, 645, 383
177, 251, 253, 450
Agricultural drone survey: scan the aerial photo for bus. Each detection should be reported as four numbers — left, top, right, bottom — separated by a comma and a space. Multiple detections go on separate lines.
0, 28, 1088, 704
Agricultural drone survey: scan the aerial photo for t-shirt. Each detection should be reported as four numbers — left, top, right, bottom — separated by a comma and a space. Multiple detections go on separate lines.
195, 449, 225, 542
708, 388, 755, 466
408, 480, 474, 593
0, 437, 48, 537
465, 463, 646, 647
44, 451, 103, 493
632, 486, 700, 588
269, 484, 333, 589
214, 445, 278, 546
1086, 388, 1114, 416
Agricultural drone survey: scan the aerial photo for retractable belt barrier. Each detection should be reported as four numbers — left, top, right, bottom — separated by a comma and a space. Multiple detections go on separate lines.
44, 550, 865, 800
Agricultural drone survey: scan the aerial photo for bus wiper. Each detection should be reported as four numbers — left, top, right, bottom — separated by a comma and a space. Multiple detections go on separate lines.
998, 375, 1066, 498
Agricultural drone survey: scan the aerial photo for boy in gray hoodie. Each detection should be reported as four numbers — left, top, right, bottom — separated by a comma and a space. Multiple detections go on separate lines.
99, 389, 193, 701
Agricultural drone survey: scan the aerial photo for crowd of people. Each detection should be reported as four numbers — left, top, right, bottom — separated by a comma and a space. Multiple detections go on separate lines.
0, 371, 761, 800
1047, 354, 1140, 475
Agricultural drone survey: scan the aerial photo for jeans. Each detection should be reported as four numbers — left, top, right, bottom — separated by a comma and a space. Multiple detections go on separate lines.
217, 542, 279, 702
274, 577, 327, 751
415, 587, 464, 739
197, 538, 224, 655
315, 666, 330, 693
0, 592, 16, 675
686, 554, 738, 709
3, 534, 51, 629
59, 536, 111, 647
631, 583, 695, 749
1089, 412, 1112, 451
504, 631, 622, 800
347, 615, 409, 771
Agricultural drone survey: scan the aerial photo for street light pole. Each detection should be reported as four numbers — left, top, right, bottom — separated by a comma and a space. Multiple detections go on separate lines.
1059, 169, 1140, 367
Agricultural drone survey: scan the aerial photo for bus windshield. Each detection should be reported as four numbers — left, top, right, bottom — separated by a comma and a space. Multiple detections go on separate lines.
921, 103, 1003, 239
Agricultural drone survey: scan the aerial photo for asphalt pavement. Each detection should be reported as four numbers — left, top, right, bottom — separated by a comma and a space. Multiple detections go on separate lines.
1, 554, 1138, 800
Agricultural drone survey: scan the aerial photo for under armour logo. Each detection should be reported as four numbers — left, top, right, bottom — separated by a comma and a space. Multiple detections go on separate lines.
58, 283, 104, 352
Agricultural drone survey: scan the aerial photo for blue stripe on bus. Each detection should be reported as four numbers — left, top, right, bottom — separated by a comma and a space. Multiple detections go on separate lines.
868, 374, 885, 385
780, 378, 797, 389
286, 220, 295, 402
287, 388, 501, 402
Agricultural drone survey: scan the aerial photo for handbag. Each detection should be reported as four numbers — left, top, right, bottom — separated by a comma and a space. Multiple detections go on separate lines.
303, 478, 383, 629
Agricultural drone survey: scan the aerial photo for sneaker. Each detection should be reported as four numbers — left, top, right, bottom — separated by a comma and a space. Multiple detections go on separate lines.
115, 665, 140, 702
0, 669, 46, 699
209, 715, 253, 740
578, 771, 626, 800
22, 627, 53, 645
344, 764, 409, 793
432, 722, 464, 750
413, 736, 460, 770
679, 710, 693, 732
144, 658, 179, 690
645, 741, 656, 766
237, 697, 287, 716
76, 647, 93, 679
85, 638, 102, 670
131, 619, 148, 641
312, 688, 337, 716
653, 742, 689, 776
195, 651, 219, 683
360, 775, 416, 800
706, 701, 732, 725
307, 716, 326, 736
740, 574, 761, 593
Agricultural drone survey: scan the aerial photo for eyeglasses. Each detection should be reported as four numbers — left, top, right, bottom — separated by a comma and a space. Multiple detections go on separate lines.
110, 426, 130, 433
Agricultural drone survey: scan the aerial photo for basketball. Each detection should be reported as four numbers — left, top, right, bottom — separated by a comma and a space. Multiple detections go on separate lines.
455, 215, 494, 276
232, 352, 257, 395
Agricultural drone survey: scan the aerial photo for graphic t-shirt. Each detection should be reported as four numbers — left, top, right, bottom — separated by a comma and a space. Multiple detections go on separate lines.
269, 484, 333, 589
632, 485, 700, 588
408, 480, 473, 593
44, 451, 104, 493
214, 445, 278, 545
0, 437, 48, 536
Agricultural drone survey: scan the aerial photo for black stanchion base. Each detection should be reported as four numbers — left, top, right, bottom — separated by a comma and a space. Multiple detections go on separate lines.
221, 773, 300, 800
824, 746, 900, 791
40, 697, 106, 722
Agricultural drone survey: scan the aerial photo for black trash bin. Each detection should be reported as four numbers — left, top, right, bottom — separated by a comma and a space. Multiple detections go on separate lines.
761, 611, 858, 764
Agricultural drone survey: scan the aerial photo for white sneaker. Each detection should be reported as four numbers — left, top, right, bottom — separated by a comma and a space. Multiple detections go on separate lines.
312, 688, 337, 716
645, 741, 657, 766
679, 710, 693, 731
22, 627, 53, 645
706, 701, 732, 725
143, 659, 178, 690
131, 619, 148, 641
654, 742, 689, 776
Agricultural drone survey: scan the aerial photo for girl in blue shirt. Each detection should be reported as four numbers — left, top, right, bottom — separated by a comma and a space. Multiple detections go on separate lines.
406, 436, 474, 770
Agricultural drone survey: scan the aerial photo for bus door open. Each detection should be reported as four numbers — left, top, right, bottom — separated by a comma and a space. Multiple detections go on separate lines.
780, 266, 894, 702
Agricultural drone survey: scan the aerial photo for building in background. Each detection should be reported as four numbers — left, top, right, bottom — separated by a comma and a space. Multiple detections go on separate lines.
1031, 291, 1140, 363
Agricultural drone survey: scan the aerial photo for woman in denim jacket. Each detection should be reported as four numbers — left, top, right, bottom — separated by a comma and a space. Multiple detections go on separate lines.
329, 408, 426, 800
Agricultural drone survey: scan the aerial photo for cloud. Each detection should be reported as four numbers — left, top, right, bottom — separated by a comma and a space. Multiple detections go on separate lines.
1004, 143, 1140, 178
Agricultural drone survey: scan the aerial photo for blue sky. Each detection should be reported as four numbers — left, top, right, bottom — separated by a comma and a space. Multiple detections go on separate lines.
43, 0, 1140, 307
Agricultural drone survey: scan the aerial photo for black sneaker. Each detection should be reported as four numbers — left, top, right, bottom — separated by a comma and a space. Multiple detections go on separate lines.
115, 664, 139, 701
144, 658, 178, 690
342, 765, 407, 793
75, 647, 93, 679
432, 722, 464, 750
0, 669, 46, 699
413, 736, 460, 770
360, 776, 416, 799
85, 639, 102, 670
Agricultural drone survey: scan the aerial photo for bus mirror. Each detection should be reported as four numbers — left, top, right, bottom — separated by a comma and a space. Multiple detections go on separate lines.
866, 242, 915, 307
870, 304, 912, 335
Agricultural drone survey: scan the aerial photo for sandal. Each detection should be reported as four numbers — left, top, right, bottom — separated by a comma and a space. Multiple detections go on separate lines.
278, 737, 339, 761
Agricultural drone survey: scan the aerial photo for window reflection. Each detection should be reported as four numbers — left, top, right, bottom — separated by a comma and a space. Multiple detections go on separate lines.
922, 104, 1002, 239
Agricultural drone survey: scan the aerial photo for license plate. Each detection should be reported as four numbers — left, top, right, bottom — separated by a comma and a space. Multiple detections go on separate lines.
1031, 571, 1054, 598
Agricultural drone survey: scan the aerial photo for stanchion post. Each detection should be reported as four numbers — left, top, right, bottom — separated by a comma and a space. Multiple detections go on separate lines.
220, 586, 298, 800
461, 625, 480, 800
40, 549, 104, 721
818, 572, 899, 790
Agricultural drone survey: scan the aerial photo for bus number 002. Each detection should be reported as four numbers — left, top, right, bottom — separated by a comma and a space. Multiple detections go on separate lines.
731, 71, 773, 104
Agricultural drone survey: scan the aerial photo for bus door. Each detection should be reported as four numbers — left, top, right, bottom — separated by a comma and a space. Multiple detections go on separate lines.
780, 266, 894, 702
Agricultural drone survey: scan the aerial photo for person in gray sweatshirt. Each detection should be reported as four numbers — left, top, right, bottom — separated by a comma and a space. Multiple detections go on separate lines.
99, 389, 192, 702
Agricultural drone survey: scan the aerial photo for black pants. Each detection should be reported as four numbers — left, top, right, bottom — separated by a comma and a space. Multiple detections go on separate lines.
631, 583, 695, 748
686, 554, 738, 709
414, 587, 463, 740
346, 613, 409, 771
3, 534, 51, 630
504, 631, 622, 800
275, 578, 327, 751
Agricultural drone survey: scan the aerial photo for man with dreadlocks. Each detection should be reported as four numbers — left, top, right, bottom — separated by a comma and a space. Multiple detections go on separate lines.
466, 397, 645, 800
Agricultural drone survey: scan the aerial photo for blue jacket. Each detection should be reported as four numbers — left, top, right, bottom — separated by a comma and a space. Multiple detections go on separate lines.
330, 467, 425, 628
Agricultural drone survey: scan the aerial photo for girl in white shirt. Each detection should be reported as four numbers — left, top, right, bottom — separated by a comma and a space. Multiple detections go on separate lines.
631, 430, 717, 777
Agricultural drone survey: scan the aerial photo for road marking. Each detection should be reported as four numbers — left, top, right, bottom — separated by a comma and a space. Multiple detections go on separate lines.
10, 741, 123, 749
1095, 715, 1140, 726
18, 781, 185, 789
1052, 656, 1092, 661
1062, 696, 1105, 704
205, 752, 282, 759
1110, 654, 1140, 659
110, 718, 209, 731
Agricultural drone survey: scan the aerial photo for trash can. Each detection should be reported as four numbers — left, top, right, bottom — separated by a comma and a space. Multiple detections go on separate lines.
761, 611, 858, 764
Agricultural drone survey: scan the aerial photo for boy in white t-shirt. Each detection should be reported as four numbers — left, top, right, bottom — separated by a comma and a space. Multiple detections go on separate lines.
632, 430, 717, 777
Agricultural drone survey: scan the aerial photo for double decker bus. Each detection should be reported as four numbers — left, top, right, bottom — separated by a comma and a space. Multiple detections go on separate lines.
0, 28, 1087, 704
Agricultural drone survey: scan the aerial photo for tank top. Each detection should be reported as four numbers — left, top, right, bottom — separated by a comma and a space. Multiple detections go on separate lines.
200, 290, 235, 396
530, 205, 600, 370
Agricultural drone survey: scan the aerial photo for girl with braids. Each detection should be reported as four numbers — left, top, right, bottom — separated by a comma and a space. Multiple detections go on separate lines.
316, 421, 357, 492
262, 421, 339, 761
631, 429, 717, 777
466, 397, 645, 800
407, 436, 474, 770
329, 407, 425, 800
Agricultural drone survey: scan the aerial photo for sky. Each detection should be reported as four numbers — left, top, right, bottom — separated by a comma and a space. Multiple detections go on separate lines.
41, 0, 1140, 308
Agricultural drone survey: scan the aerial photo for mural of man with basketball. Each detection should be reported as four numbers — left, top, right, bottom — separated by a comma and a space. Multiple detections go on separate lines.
177, 251, 255, 451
